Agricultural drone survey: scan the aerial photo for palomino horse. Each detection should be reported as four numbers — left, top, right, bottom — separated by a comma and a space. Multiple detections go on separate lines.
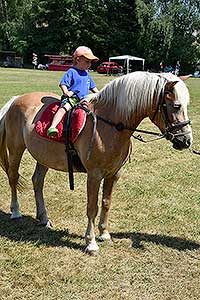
0, 71, 192, 255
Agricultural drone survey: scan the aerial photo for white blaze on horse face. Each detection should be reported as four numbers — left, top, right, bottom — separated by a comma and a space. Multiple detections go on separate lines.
174, 82, 193, 141
174, 81, 190, 118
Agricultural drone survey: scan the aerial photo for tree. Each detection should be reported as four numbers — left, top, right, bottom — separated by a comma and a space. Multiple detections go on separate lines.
135, 0, 200, 71
0, 0, 199, 71
0, 0, 32, 53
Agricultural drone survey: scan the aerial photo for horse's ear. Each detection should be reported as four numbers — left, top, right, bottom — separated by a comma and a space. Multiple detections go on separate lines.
165, 81, 179, 91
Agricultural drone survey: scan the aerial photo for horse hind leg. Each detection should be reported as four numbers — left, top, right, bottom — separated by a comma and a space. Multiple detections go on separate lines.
8, 149, 25, 219
32, 162, 51, 227
98, 172, 120, 242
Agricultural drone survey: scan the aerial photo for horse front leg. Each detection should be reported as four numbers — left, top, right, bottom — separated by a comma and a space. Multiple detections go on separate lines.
85, 172, 102, 255
10, 186, 21, 219
98, 172, 120, 242
32, 162, 51, 227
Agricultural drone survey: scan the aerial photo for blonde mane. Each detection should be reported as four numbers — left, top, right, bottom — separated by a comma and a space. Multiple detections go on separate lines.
92, 71, 189, 120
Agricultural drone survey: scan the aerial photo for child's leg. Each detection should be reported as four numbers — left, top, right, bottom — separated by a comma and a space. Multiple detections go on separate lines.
47, 102, 71, 136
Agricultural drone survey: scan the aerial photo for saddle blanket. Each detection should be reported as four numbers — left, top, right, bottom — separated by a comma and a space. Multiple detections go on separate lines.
35, 102, 87, 143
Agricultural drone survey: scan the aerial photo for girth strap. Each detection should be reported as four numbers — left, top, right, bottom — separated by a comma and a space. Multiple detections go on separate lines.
63, 106, 77, 190
63, 103, 95, 190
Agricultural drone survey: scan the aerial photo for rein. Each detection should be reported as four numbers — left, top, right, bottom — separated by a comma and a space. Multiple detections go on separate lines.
96, 115, 191, 144
95, 115, 190, 143
79, 105, 167, 145
79, 80, 191, 152
96, 114, 165, 142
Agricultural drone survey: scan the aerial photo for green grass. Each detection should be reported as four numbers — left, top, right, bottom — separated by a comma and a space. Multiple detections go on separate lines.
0, 68, 200, 300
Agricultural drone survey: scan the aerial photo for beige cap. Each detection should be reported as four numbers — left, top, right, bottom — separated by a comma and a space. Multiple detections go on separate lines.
73, 46, 99, 62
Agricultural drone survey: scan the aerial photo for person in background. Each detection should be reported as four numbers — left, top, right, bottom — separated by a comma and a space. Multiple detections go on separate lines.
160, 61, 164, 72
47, 46, 99, 137
32, 53, 38, 69
175, 61, 180, 76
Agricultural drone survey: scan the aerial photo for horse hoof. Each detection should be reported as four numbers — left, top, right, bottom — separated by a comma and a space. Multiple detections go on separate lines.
45, 220, 53, 229
99, 238, 113, 245
85, 248, 100, 256
99, 232, 113, 244
85, 243, 100, 256
36, 219, 53, 228
10, 211, 22, 219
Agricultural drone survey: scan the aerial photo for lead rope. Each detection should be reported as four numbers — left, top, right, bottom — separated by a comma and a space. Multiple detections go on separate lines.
190, 148, 200, 155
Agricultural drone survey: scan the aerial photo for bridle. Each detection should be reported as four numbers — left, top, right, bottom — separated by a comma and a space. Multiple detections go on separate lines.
77, 80, 191, 160
65, 80, 192, 190
151, 82, 191, 142
82, 80, 191, 142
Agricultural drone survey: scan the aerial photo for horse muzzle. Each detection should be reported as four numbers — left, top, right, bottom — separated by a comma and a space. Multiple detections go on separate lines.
166, 130, 192, 150
172, 134, 192, 150
165, 121, 192, 150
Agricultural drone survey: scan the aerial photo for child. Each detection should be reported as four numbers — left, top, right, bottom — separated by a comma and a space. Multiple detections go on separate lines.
47, 46, 99, 137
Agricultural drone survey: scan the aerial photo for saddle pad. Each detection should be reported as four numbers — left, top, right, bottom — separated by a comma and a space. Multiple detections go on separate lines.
35, 101, 87, 143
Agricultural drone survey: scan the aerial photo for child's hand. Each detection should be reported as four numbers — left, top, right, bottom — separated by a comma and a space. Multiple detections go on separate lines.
67, 91, 74, 97
62, 91, 74, 98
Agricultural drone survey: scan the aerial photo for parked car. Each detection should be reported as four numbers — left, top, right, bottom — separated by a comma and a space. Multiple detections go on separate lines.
97, 61, 123, 74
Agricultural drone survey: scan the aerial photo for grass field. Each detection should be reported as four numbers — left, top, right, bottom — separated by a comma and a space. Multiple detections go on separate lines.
0, 68, 200, 300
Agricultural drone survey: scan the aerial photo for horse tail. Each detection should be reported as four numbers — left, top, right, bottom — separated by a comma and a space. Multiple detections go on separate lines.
0, 115, 9, 173
0, 96, 18, 173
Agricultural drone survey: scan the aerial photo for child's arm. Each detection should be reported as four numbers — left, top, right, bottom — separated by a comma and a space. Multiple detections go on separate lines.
60, 84, 74, 97
91, 87, 99, 93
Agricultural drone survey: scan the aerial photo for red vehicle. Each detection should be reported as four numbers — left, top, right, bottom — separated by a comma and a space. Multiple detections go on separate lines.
97, 61, 123, 74
44, 54, 73, 71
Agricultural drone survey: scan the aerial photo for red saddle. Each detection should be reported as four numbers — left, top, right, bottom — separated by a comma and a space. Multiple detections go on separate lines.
35, 101, 87, 143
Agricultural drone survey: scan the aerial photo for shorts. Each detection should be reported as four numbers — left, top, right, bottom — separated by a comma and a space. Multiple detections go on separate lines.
60, 96, 79, 107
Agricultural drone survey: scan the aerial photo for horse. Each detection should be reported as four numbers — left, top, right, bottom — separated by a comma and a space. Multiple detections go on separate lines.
0, 71, 192, 255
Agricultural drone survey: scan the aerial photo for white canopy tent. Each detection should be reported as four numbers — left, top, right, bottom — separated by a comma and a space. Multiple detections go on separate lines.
109, 55, 145, 73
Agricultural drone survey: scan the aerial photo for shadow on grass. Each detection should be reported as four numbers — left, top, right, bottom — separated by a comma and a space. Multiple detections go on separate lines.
1, 209, 199, 253
112, 232, 200, 251
0, 210, 85, 251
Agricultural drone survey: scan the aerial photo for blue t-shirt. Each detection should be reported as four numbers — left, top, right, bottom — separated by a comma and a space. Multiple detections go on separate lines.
60, 67, 96, 99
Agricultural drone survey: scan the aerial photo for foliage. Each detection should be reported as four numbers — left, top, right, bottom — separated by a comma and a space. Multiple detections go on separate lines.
0, 0, 32, 52
0, 0, 200, 71
136, 0, 200, 69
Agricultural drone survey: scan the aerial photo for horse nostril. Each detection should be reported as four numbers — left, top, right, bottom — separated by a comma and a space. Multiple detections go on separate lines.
183, 136, 191, 147
186, 139, 191, 147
